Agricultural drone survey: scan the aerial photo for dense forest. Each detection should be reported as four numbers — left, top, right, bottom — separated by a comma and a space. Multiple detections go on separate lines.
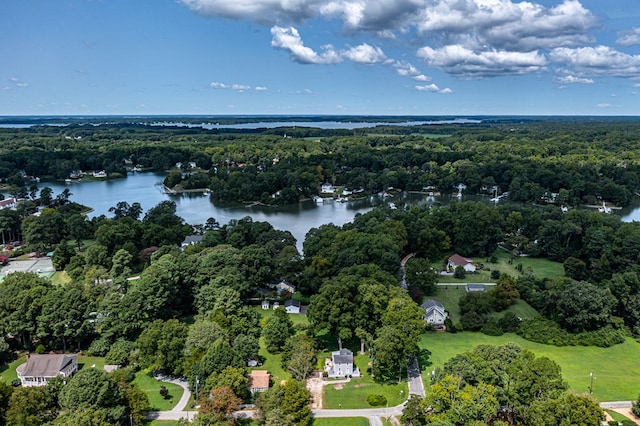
1, 117, 639, 424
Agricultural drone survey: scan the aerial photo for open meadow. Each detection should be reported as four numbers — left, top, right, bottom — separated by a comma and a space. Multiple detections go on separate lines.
422, 332, 640, 402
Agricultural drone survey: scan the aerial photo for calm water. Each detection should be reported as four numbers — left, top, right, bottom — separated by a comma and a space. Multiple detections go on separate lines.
32, 173, 383, 250
15, 172, 640, 250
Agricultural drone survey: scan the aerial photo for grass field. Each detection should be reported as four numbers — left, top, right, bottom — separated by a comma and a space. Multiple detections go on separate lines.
422, 332, 640, 402
252, 305, 309, 328
133, 370, 184, 411
256, 335, 290, 384
430, 285, 538, 324
438, 250, 565, 284
50, 271, 71, 286
323, 354, 408, 409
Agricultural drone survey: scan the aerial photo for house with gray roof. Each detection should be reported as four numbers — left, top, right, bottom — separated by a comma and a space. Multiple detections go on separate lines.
421, 299, 448, 325
16, 354, 78, 387
325, 348, 360, 378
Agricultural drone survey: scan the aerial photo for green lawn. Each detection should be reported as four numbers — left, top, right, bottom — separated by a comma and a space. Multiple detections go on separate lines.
606, 410, 636, 423
323, 354, 408, 409
312, 418, 370, 426
256, 336, 290, 384
50, 271, 71, 286
422, 332, 640, 402
0, 356, 26, 384
438, 250, 565, 284
133, 370, 184, 411
253, 305, 309, 327
430, 286, 538, 324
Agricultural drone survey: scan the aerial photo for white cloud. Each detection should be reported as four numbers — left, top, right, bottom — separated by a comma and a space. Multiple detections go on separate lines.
417, 45, 547, 77
550, 46, 640, 78
211, 82, 265, 91
415, 83, 452, 94
617, 28, 640, 46
393, 61, 430, 81
597, 103, 613, 108
342, 43, 387, 64
255, 86, 268, 91
271, 26, 341, 64
9, 77, 29, 88
556, 75, 594, 84
180, 0, 318, 25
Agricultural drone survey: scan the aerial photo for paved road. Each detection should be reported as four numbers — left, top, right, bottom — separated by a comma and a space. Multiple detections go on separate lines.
407, 357, 425, 397
601, 401, 633, 409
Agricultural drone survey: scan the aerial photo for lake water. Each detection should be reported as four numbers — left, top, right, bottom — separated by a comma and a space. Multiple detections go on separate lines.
13, 172, 640, 251
15, 173, 476, 251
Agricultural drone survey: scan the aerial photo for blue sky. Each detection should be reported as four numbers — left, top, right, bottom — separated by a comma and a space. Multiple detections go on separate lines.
1, 0, 639, 116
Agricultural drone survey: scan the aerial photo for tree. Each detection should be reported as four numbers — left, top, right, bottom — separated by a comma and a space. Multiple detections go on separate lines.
554, 280, 616, 332
281, 335, 317, 381
262, 308, 294, 353
0, 381, 11, 426
232, 334, 260, 364
372, 326, 408, 382
6, 386, 57, 425
121, 384, 150, 426
256, 380, 311, 426
136, 319, 189, 375
490, 274, 519, 311
405, 257, 438, 302
523, 392, 604, 426
425, 374, 499, 426
401, 394, 428, 426
203, 366, 250, 402
51, 240, 76, 271
199, 386, 242, 425
58, 368, 126, 424
454, 265, 466, 279
39, 187, 53, 206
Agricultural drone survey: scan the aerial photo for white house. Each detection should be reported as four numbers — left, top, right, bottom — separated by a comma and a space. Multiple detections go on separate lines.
0, 198, 17, 210
320, 182, 335, 194
274, 280, 296, 294
325, 349, 360, 378
447, 254, 476, 273
284, 299, 301, 314
261, 300, 270, 310
16, 354, 78, 387
421, 299, 448, 325
181, 235, 203, 250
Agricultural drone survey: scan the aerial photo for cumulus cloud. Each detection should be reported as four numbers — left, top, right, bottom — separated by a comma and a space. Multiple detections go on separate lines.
180, 0, 318, 25
271, 26, 341, 64
556, 75, 594, 84
210, 82, 265, 91
550, 46, 640, 78
415, 83, 452, 94
393, 61, 431, 81
342, 43, 387, 64
617, 28, 640, 46
417, 45, 547, 77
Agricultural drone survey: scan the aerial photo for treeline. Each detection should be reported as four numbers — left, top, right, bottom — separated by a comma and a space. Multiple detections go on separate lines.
1, 120, 640, 207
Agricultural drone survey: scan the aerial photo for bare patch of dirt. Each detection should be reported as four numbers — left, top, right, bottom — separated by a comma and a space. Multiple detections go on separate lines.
333, 384, 344, 390
354, 383, 366, 388
306, 374, 324, 409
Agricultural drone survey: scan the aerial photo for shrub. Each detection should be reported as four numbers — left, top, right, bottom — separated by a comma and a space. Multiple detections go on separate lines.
87, 337, 111, 357
105, 339, 134, 366
453, 265, 466, 279
110, 366, 137, 384
460, 311, 485, 332
517, 317, 626, 348
498, 312, 521, 333
35, 344, 46, 354
160, 386, 169, 399
10, 378, 21, 387
444, 318, 457, 333
367, 394, 387, 406
481, 318, 504, 336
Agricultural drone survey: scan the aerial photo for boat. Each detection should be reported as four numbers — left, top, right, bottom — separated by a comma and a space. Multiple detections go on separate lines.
313, 195, 323, 204
64, 179, 72, 184
336, 197, 348, 203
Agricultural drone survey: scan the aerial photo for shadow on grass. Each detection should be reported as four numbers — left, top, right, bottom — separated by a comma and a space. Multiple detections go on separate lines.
417, 348, 432, 371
